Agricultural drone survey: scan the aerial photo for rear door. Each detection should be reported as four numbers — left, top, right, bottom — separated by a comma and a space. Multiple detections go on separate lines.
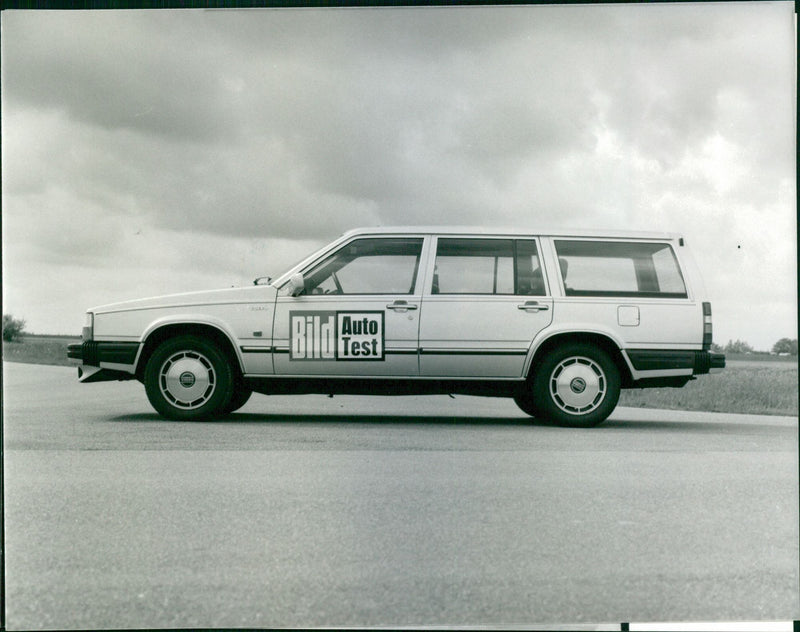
418, 236, 553, 378
272, 235, 427, 376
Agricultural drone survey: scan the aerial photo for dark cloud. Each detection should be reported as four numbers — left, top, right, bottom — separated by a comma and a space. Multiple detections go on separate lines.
204, 6, 544, 61
3, 11, 245, 141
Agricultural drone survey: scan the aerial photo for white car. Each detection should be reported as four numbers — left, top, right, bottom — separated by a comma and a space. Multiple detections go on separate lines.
68, 227, 725, 426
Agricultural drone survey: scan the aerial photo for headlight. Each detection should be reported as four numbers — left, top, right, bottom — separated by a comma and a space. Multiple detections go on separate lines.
82, 312, 94, 341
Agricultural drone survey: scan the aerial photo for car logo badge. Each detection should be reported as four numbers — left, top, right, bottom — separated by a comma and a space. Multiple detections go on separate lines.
179, 372, 196, 388
570, 377, 587, 394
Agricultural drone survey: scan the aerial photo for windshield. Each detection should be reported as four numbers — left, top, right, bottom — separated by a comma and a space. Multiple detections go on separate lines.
271, 237, 344, 288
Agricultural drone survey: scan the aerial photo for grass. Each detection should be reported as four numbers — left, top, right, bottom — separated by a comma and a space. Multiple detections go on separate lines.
723, 352, 798, 363
620, 361, 797, 417
2, 336, 80, 367
3, 337, 797, 417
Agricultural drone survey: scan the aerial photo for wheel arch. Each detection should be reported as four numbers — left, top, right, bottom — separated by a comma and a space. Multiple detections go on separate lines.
527, 331, 633, 387
135, 322, 244, 381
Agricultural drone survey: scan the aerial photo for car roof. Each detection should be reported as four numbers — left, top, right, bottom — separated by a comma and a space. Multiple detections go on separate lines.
342, 226, 683, 241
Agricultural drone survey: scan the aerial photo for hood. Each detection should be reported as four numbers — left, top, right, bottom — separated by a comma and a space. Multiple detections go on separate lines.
90, 284, 278, 314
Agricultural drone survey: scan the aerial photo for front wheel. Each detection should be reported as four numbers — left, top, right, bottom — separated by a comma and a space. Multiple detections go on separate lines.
144, 336, 234, 421
532, 343, 620, 427
223, 385, 253, 415
514, 394, 541, 418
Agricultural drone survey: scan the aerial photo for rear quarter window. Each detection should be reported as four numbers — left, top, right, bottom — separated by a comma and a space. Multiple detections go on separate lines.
554, 240, 687, 298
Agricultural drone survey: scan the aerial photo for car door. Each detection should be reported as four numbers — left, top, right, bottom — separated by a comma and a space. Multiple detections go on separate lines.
418, 236, 553, 378
272, 235, 427, 376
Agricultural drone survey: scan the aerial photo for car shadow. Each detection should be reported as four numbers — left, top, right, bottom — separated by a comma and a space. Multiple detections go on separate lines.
603, 418, 792, 433
106, 412, 793, 434
108, 411, 547, 427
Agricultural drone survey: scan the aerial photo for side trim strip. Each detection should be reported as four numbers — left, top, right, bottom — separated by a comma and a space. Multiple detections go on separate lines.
245, 374, 526, 382
420, 348, 528, 356
246, 347, 420, 355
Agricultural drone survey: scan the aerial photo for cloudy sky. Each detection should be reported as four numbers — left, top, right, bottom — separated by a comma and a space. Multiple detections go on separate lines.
2, 3, 796, 350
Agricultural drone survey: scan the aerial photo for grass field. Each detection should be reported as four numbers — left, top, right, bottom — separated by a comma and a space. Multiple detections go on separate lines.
3, 336, 80, 367
619, 362, 797, 416
3, 337, 797, 417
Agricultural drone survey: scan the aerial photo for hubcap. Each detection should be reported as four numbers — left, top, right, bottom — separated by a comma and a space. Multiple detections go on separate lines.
550, 356, 606, 415
159, 350, 216, 410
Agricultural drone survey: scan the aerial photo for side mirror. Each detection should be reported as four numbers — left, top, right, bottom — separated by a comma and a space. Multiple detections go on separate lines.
287, 273, 305, 297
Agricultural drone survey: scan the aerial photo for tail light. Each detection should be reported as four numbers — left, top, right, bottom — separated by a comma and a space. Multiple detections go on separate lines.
702, 302, 712, 350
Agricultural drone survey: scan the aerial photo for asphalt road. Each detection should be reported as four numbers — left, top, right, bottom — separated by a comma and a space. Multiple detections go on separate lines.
3, 362, 799, 630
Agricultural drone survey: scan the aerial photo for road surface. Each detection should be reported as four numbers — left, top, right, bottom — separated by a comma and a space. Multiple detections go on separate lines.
3, 362, 798, 629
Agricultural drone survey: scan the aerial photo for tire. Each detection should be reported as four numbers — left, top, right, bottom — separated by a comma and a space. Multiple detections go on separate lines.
144, 335, 234, 421
532, 343, 620, 427
223, 385, 253, 415
514, 394, 541, 418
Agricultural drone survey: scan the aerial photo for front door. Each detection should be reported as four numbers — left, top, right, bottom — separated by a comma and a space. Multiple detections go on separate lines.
272, 236, 427, 376
418, 237, 553, 378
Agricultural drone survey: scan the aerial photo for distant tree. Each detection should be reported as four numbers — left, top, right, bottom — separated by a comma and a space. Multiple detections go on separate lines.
2, 314, 26, 342
710, 342, 723, 353
771, 338, 798, 355
724, 339, 754, 354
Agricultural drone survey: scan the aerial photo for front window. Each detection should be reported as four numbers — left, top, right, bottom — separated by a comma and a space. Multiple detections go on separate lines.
554, 240, 687, 298
302, 238, 423, 295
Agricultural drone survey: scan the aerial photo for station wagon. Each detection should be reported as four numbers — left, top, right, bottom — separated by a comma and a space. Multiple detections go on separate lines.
68, 227, 725, 426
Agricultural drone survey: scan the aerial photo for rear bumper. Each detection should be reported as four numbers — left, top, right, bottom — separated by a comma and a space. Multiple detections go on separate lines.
626, 350, 725, 375
707, 352, 726, 373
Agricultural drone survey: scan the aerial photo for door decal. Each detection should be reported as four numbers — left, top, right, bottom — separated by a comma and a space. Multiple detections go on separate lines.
290, 311, 385, 361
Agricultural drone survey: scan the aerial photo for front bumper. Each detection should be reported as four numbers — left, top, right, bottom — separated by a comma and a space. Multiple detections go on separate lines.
67, 341, 140, 366
67, 341, 140, 382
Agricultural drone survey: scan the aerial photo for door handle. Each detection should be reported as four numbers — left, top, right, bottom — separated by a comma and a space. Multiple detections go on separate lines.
387, 301, 418, 312
517, 301, 549, 312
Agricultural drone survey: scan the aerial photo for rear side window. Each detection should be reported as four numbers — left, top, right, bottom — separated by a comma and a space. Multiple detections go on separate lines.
554, 240, 687, 298
433, 238, 546, 295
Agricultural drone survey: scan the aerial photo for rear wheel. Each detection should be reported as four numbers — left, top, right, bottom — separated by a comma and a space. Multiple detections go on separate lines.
144, 335, 234, 421
532, 343, 620, 427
